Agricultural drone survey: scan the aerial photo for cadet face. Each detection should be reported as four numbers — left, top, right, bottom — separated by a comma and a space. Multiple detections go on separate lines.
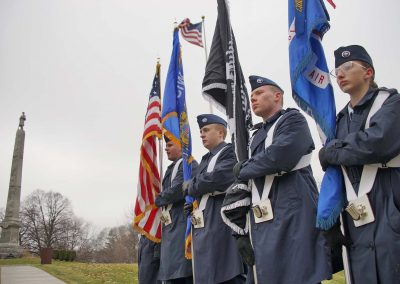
165, 141, 182, 161
251, 85, 281, 120
336, 60, 373, 94
200, 124, 224, 150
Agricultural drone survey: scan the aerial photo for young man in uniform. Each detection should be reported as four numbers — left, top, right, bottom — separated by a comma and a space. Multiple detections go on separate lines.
319, 45, 400, 283
224, 76, 331, 283
155, 137, 198, 284
184, 114, 245, 284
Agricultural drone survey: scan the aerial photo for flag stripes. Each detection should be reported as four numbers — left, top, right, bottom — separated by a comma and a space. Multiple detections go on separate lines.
133, 64, 163, 242
179, 18, 204, 47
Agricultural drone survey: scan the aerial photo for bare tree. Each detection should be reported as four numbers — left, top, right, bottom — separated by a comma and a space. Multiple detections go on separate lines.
94, 224, 138, 263
75, 225, 103, 262
20, 189, 86, 254
18, 190, 139, 262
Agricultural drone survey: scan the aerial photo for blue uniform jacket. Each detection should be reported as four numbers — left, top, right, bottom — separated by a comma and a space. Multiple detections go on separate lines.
155, 158, 198, 281
188, 142, 245, 283
239, 109, 331, 284
322, 87, 400, 283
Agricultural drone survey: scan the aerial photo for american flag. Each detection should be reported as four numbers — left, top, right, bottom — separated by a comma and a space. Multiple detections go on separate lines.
178, 18, 203, 47
133, 63, 162, 242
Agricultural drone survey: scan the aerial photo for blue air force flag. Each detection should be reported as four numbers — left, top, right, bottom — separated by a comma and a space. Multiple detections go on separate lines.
162, 29, 194, 259
288, 0, 344, 229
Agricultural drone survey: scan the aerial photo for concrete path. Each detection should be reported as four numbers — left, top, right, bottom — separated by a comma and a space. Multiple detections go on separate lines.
0, 265, 65, 284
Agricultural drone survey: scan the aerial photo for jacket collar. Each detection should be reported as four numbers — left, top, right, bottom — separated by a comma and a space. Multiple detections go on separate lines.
210, 141, 228, 156
250, 109, 286, 155
338, 87, 378, 117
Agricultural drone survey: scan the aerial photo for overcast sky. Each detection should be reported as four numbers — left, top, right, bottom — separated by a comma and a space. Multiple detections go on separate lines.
0, 0, 399, 229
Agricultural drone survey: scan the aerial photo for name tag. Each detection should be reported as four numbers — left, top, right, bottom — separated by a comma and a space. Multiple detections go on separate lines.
345, 194, 375, 227
160, 210, 172, 226
191, 209, 205, 228
252, 199, 273, 223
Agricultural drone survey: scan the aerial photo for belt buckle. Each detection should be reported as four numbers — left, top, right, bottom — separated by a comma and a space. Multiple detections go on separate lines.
252, 205, 268, 219
160, 211, 172, 226
345, 195, 375, 227
345, 203, 366, 221
252, 199, 273, 223
191, 210, 204, 228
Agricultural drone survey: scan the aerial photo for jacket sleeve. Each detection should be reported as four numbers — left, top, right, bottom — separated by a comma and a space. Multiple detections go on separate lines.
324, 93, 400, 166
188, 146, 237, 197
155, 163, 184, 207
239, 111, 314, 180
190, 160, 199, 178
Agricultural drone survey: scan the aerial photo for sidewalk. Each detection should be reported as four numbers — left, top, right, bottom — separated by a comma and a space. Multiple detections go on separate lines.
0, 265, 65, 284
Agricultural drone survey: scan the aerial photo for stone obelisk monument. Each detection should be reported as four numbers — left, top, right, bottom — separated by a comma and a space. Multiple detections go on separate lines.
0, 112, 26, 258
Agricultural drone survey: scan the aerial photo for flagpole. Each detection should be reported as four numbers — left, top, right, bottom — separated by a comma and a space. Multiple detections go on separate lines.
202, 16, 213, 114
340, 215, 353, 284
157, 59, 164, 184
201, 16, 209, 63
157, 59, 165, 284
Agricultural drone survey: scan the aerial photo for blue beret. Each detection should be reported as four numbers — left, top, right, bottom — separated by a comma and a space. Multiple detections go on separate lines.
249, 75, 283, 93
334, 45, 374, 70
197, 114, 227, 129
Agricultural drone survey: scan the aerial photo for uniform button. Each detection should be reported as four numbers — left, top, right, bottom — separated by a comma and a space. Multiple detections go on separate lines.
368, 242, 375, 250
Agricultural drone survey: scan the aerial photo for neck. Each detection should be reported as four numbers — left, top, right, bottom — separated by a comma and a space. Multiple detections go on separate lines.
208, 140, 224, 152
262, 107, 282, 122
349, 83, 370, 107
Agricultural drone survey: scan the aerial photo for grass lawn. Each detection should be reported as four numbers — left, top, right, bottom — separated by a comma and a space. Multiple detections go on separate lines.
0, 255, 138, 284
0, 255, 344, 283
323, 271, 346, 284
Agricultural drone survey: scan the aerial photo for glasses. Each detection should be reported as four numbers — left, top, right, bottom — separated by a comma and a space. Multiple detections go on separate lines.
330, 61, 367, 78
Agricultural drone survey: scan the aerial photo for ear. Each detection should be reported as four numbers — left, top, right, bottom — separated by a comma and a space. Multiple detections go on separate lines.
365, 68, 374, 80
274, 91, 282, 102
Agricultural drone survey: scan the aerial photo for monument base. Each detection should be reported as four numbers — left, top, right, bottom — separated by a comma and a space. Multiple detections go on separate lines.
0, 243, 24, 259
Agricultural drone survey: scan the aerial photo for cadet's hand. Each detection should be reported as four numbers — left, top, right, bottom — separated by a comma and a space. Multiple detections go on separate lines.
323, 222, 352, 249
182, 181, 190, 196
183, 202, 193, 218
233, 160, 245, 178
154, 196, 162, 208
235, 235, 255, 266
319, 147, 330, 171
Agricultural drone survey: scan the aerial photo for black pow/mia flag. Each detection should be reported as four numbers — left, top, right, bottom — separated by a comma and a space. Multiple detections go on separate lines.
202, 0, 252, 161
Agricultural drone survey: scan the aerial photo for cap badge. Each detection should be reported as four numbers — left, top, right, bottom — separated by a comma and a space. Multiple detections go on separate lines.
256, 78, 263, 83
202, 118, 207, 122
342, 50, 351, 58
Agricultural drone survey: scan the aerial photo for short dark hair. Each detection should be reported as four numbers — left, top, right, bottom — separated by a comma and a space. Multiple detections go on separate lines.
359, 61, 378, 89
